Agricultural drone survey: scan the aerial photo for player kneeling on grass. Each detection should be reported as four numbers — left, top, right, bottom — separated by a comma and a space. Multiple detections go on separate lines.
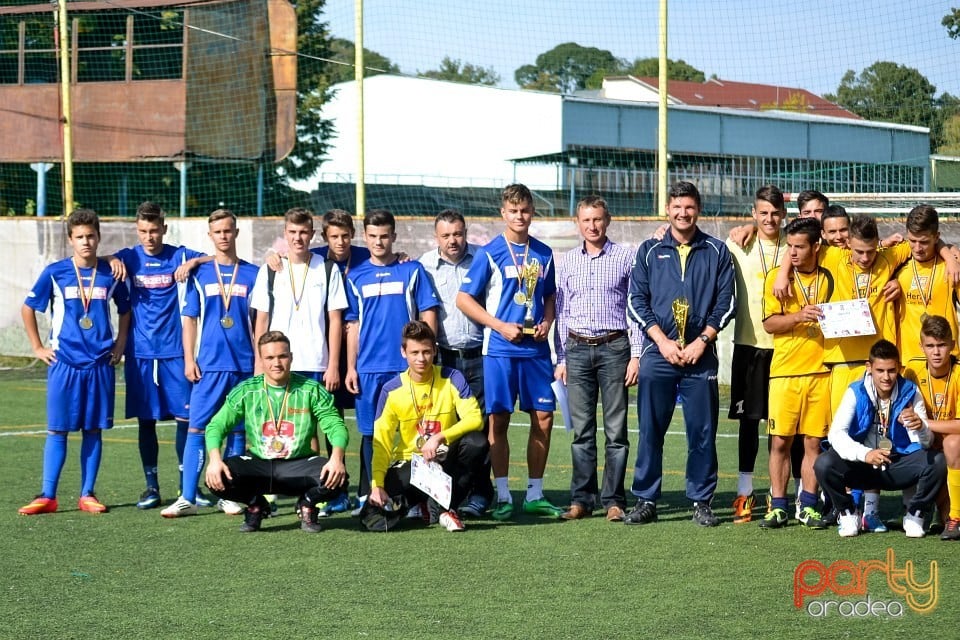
814, 339, 945, 538
363, 321, 486, 533
203, 331, 348, 533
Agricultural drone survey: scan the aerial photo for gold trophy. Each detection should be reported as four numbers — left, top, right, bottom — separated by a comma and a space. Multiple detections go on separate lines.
520, 258, 541, 335
672, 297, 690, 347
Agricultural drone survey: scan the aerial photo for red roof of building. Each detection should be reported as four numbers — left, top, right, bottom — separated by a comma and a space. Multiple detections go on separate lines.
634, 77, 861, 120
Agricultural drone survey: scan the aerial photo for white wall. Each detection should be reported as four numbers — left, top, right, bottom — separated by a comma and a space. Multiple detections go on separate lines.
298, 75, 563, 191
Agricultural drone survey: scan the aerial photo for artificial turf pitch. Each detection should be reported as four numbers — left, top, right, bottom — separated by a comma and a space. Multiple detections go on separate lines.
0, 362, 955, 638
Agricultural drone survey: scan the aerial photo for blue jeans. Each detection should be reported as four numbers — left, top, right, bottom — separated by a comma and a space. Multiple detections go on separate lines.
565, 335, 631, 509
632, 346, 719, 504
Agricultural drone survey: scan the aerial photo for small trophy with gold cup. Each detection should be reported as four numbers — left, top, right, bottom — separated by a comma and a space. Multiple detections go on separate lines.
672, 296, 690, 348
519, 258, 540, 335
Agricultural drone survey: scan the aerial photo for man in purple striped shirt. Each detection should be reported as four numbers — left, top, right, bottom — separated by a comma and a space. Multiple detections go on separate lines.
554, 195, 641, 522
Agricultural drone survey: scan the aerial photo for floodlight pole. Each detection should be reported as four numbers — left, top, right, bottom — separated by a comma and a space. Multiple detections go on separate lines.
354, 0, 365, 216
657, 0, 668, 217
56, 0, 75, 214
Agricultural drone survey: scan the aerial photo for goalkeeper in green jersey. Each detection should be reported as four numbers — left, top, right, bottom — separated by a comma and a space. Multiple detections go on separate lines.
204, 331, 348, 533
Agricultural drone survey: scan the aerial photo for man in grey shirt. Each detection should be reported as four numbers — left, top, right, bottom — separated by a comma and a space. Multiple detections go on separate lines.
418, 209, 492, 516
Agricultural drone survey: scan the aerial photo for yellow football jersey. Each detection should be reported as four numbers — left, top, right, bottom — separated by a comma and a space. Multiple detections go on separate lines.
763, 265, 833, 378
896, 257, 960, 363
904, 358, 960, 421
819, 242, 911, 364
727, 235, 785, 350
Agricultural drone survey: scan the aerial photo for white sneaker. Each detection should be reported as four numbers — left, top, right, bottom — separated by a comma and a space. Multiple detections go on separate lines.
161, 496, 198, 518
903, 511, 926, 538
350, 495, 368, 517
439, 510, 465, 532
216, 499, 245, 515
837, 511, 860, 537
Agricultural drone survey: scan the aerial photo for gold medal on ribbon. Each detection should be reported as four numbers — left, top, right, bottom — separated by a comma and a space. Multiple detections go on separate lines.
911, 257, 937, 322
505, 235, 531, 307
72, 259, 97, 330
215, 261, 239, 329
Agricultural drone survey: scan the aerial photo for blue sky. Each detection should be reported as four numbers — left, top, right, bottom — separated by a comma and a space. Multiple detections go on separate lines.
323, 0, 959, 98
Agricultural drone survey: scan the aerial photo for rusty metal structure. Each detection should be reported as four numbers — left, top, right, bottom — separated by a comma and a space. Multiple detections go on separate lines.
0, 0, 296, 164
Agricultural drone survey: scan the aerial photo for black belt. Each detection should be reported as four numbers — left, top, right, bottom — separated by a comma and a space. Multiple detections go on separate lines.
568, 330, 627, 346
439, 346, 483, 360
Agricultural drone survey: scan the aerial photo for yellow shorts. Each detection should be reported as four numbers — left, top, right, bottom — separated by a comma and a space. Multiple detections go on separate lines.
829, 362, 867, 416
768, 373, 830, 438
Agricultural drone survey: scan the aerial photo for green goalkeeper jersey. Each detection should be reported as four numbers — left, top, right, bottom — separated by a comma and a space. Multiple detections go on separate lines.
205, 372, 348, 459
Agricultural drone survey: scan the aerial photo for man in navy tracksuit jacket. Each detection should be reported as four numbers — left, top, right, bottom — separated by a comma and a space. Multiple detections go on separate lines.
625, 181, 736, 527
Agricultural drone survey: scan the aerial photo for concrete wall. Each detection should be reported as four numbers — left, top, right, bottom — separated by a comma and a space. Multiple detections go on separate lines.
3, 215, 954, 385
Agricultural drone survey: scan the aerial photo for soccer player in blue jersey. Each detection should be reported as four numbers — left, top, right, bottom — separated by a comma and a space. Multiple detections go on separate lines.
162, 208, 260, 518
19, 209, 131, 515
344, 209, 440, 514
111, 202, 209, 509
457, 183, 562, 520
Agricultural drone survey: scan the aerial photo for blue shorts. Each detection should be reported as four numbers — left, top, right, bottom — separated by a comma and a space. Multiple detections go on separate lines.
188, 370, 248, 430
125, 356, 190, 421
483, 355, 556, 414
355, 371, 399, 437
47, 359, 115, 431
294, 370, 323, 383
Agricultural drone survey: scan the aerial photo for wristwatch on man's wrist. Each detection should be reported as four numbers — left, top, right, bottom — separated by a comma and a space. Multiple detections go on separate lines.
699, 334, 710, 344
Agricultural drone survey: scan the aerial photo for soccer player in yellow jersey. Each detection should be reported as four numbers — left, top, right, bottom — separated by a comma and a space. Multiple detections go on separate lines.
366, 321, 486, 532
903, 315, 960, 540
820, 214, 913, 412
897, 205, 960, 364
726, 185, 787, 523
760, 217, 833, 529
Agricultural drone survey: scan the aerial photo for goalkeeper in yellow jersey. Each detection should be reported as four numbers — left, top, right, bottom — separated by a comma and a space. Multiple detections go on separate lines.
365, 321, 486, 532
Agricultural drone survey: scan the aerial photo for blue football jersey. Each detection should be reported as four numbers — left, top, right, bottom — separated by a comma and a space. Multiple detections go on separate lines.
117, 244, 203, 359
312, 245, 371, 276
181, 259, 259, 373
459, 234, 556, 358
25, 257, 131, 368
344, 259, 439, 373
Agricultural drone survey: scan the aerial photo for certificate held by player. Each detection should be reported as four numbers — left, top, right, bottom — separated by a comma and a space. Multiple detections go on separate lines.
410, 454, 453, 509
818, 298, 876, 339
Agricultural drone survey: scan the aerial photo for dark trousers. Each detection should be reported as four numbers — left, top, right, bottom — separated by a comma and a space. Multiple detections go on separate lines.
814, 447, 946, 514
632, 349, 719, 503
565, 335, 630, 509
437, 351, 493, 502
383, 431, 489, 513
207, 454, 348, 505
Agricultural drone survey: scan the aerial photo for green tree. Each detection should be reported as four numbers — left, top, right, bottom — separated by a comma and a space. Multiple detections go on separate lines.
418, 56, 499, 86
826, 61, 942, 150
326, 37, 399, 85
515, 42, 623, 94
621, 57, 706, 82
943, 8, 960, 39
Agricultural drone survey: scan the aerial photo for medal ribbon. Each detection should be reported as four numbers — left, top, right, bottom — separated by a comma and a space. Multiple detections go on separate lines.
505, 235, 530, 295
911, 256, 938, 313
72, 258, 97, 318
793, 267, 819, 307
288, 255, 312, 311
876, 397, 891, 438
927, 366, 952, 420
409, 370, 436, 436
757, 235, 781, 277
852, 262, 873, 300
215, 261, 239, 315
264, 380, 291, 436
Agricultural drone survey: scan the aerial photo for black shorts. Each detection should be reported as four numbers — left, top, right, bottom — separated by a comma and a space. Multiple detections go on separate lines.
728, 344, 773, 420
